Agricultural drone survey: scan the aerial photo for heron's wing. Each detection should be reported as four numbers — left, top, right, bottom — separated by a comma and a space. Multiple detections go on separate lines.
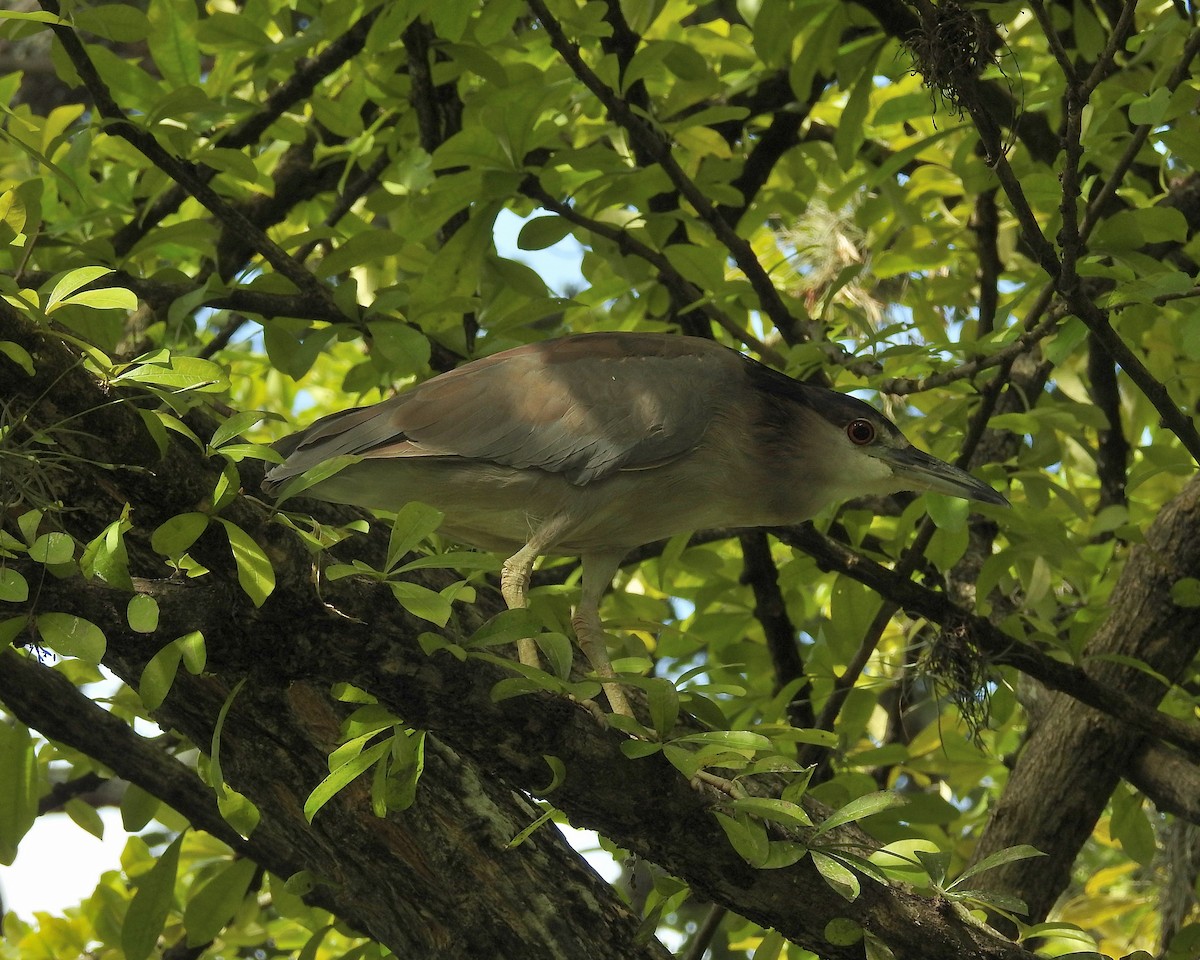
268, 333, 743, 487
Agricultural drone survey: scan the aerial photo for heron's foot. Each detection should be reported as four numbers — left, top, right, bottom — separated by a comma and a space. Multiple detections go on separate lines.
690, 769, 746, 800
500, 550, 536, 610
516, 635, 541, 669
571, 694, 610, 727
599, 680, 635, 721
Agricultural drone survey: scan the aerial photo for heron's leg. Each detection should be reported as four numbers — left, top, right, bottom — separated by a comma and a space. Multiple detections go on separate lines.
501, 541, 541, 668
573, 552, 633, 718
501, 516, 578, 669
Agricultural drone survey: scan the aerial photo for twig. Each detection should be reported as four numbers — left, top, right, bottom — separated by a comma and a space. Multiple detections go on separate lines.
1083, 0, 1139, 95
1028, 0, 1078, 83
519, 178, 787, 365
771, 522, 1200, 762
680, 905, 727, 960
110, 8, 380, 257
1080, 27, 1200, 243
740, 532, 812, 728
527, 0, 801, 339
40, 1, 339, 313
880, 308, 1060, 395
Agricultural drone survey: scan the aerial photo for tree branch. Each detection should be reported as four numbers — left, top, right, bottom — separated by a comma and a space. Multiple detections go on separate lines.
772, 511, 1200, 763
527, 0, 802, 340
40, 1, 338, 312
109, 8, 380, 257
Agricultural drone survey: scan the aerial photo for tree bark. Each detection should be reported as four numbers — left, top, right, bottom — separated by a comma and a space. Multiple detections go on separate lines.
966, 475, 1200, 922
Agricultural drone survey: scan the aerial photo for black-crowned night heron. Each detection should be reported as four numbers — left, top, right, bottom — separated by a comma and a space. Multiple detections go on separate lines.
263, 332, 1006, 718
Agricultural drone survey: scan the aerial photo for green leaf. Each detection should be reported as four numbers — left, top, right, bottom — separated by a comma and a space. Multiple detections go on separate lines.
949, 844, 1045, 888
507, 806, 558, 849
713, 811, 769, 867
216, 789, 260, 838
209, 410, 272, 450
0, 340, 35, 376
114, 353, 230, 394
127, 594, 160, 633
834, 40, 884, 170
365, 322, 431, 376
671, 730, 773, 752
72, 4, 149, 40
210, 679, 260, 838
82, 515, 133, 589
296, 925, 335, 960
646, 677, 680, 737
0, 9, 65, 23
0, 720, 36, 865
183, 857, 257, 946
620, 738, 663, 759
539, 755, 567, 794
664, 243, 727, 292
732, 796, 814, 829
36, 612, 106, 662
216, 518, 275, 607
751, 0, 798, 66
1109, 785, 1156, 865
60, 287, 138, 312
0, 617, 29, 647
516, 215, 572, 250
121, 783, 160, 832
811, 851, 860, 901
140, 641, 183, 711
147, 0, 200, 87
151, 512, 209, 557
0, 569, 28, 603
65, 796, 106, 839
269, 454, 361, 503
210, 678, 244, 791
385, 502, 445, 571
528, 631, 570, 680
812, 791, 906, 838
29, 531, 74, 565
177, 631, 206, 673
915, 849, 951, 886
396, 550, 500, 573
953, 888, 1030, 914
1091, 206, 1188, 251
1129, 87, 1170, 126
43, 266, 113, 314
824, 918, 863, 947
388, 580, 452, 626
1170, 577, 1200, 608
122, 830, 186, 960
304, 738, 391, 823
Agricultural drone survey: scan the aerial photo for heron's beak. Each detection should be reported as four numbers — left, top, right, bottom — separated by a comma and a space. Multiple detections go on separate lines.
876, 444, 1009, 506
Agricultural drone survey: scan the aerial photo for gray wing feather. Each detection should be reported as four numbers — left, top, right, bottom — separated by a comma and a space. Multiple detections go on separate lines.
266, 333, 741, 488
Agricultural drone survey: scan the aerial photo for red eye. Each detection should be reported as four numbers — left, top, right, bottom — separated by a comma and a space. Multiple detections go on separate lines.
846, 419, 875, 445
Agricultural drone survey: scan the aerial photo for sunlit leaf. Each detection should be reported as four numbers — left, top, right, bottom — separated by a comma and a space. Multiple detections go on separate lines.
123, 831, 186, 960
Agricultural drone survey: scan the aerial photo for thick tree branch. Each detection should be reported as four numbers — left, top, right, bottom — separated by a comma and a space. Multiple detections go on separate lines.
0, 650, 258, 857
966, 475, 1200, 922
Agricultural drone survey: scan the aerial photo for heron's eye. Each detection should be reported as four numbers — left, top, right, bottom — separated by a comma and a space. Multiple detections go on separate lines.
846, 419, 875, 445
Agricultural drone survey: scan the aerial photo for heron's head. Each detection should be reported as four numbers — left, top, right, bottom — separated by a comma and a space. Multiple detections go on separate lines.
797, 387, 1008, 507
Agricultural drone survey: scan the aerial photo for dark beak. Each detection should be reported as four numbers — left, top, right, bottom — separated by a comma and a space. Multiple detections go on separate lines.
877, 445, 1009, 506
